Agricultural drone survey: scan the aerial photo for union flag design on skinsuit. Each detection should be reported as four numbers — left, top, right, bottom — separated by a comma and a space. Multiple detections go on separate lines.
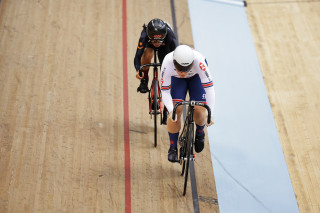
199, 62, 206, 71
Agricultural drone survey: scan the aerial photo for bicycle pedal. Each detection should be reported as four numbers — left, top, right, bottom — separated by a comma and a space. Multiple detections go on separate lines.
182, 156, 195, 161
149, 111, 161, 115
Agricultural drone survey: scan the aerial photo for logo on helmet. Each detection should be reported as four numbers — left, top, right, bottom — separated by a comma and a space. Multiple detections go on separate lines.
153, 35, 162, 39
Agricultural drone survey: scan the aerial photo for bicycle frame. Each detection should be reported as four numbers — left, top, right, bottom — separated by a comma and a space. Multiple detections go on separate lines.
148, 49, 162, 116
139, 49, 163, 147
172, 101, 211, 195
180, 105, 194, 162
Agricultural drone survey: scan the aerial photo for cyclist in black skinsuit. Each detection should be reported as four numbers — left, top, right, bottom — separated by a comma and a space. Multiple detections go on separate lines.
134, 18, 178, 124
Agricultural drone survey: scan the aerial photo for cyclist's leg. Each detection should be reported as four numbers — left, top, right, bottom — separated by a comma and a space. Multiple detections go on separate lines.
167, 77, 187, 162
138, 46, 153, 93
188, 74, 207, 153
168, 77, 188, 135
140, 46, 153, 79
157, 45, 170, 64
157, 47, 170, 124
162, 106, 168, 125
188, 74, 207, 125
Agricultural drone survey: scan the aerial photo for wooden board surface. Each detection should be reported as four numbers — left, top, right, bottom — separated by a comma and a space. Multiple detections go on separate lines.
246, 1, 320, 212
0, 0, 219, 212
2, 0, 319, 212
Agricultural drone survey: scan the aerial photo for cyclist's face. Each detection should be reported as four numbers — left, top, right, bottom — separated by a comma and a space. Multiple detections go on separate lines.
151, 40, 163, 48
176, 70, 188, 78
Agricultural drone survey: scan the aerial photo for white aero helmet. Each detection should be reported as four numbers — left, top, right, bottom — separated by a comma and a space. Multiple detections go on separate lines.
173, 45, 194, 72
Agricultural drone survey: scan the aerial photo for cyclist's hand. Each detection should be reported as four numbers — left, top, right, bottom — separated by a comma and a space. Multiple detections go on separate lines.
168, 111, 177, 123
136, 71, 144, 79
206, 116, 214, 126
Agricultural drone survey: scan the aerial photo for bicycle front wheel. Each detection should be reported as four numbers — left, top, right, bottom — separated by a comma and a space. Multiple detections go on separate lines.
183, 123, 194, 196
153, 80, 158, 147
180, 117, 189, 175
180, 144, 187, 176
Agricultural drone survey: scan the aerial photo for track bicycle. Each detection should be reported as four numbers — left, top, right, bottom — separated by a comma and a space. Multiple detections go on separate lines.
172, 101, 211, 196
139, 49, 164, 147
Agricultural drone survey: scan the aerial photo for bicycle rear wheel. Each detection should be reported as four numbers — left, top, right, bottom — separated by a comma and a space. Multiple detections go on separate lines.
153, 80, 158, 147
183, 123, 194, 196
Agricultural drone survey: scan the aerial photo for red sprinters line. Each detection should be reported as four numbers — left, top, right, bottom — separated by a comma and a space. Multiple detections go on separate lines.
122, 0, 131, 212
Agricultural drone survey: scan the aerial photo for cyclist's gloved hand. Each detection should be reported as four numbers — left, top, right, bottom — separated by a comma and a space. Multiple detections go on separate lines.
136, 71, 144, 79
168, 111, 178, 123
206, 116, 214, 127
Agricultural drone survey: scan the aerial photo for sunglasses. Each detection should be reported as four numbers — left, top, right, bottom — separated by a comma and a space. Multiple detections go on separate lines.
150, 40, 164, 44
174, 60, 193, 73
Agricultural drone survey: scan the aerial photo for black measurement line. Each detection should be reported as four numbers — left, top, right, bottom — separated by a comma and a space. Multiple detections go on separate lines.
190, 161, 200, 213
170, 0, 179, 44
129, 129, 147, 134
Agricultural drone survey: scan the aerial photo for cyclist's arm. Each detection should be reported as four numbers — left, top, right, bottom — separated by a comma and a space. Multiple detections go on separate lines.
195, 53, 215, 112
162, 89, 173, 113
204, 86, 215, 113
167, 28, 178, 51
160, 58, 174, 113
134, 29, 148, 71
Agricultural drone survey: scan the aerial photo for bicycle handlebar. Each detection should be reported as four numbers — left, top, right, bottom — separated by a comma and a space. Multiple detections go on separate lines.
172, 101, 211, 124
139, 63, 161, 77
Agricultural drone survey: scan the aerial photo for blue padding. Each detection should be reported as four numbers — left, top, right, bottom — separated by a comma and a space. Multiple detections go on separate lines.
189, 0, 299, 212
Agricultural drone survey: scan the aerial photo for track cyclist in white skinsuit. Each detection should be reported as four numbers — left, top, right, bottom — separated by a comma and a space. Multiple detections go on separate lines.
160, 45, 215, 163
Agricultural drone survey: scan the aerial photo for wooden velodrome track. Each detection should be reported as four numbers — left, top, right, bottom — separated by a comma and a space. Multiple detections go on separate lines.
0, 0, 319, 212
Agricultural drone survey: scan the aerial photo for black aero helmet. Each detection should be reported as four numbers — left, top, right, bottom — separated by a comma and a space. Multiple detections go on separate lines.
146, 18, 167, 42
